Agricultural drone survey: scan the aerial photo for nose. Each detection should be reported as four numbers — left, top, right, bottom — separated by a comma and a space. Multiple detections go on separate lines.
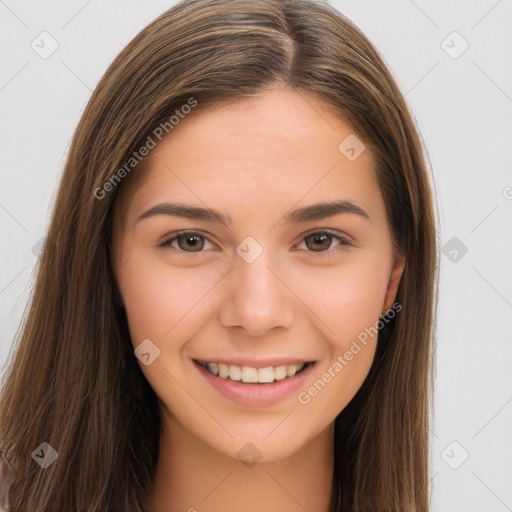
218, 249, 294, 336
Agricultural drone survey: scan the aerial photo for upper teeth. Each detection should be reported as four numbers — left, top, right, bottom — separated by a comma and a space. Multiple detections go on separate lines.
202, 361, 306, 383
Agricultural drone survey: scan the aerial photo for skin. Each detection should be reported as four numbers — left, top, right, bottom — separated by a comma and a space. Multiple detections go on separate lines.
112, 84, 405, 512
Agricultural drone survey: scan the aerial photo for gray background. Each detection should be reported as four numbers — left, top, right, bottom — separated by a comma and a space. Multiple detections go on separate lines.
1, 0, 511, 510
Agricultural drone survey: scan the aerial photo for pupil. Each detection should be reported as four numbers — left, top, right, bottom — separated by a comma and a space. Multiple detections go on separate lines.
310, 233, 330, 251
180, 234, 203, 251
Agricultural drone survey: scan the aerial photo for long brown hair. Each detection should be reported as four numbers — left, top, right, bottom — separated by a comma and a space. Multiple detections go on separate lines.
0, 0, 439, 510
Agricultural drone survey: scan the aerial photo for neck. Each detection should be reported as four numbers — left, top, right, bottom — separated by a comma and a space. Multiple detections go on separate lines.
145, 411, 335, 512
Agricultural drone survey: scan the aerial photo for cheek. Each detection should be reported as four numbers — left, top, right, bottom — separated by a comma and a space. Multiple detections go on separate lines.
291, 253, 390, 412
292, 252, 390, 346
117, 250, 217, 344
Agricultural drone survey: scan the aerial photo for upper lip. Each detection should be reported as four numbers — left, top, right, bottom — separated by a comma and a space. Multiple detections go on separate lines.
193, 358, 314, 368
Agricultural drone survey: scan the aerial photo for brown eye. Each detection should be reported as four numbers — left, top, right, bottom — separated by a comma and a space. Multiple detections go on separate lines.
304, 232, 334, 252
176, 233, 205, 251
158, 231, 214, 253
298, 231, 352, 254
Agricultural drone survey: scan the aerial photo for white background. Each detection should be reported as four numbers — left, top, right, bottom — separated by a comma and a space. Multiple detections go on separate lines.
1, 1, 511, 510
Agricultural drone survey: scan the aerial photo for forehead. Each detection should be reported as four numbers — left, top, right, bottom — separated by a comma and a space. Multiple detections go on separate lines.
114, 86, 380, 229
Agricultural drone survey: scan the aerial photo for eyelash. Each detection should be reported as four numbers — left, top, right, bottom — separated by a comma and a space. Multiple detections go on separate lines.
157, 229, 353, 257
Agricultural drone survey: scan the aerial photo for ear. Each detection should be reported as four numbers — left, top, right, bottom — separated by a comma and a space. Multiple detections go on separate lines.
381, 253, 405, 315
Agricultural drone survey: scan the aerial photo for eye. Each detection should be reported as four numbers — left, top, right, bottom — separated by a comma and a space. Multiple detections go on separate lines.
158, 229, 352, 256
295, 230, 352, 254
158, 231, 215, 253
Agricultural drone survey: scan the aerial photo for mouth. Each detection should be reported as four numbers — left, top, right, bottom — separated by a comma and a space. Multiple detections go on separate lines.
193, 359, 313, 384
193, 358, 316, 407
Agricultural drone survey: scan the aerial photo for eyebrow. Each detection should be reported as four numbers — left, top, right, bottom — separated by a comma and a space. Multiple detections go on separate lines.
134, 199, 371, 227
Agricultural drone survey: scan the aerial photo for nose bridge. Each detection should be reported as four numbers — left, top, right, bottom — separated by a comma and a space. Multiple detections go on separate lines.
219, 240, 294, 334
236, 248, 276, 298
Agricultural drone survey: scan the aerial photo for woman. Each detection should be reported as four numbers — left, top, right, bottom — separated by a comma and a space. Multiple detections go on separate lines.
0, 0, 439, 510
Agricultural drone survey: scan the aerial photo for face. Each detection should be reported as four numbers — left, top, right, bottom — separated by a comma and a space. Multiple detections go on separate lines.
112, 85, 405, 463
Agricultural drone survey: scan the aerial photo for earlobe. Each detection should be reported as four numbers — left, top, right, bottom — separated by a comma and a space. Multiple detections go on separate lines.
381, 254, 406, 315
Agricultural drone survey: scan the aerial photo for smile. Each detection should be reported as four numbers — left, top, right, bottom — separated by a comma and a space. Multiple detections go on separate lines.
193, 358, 316, 407
196, 360, 310, 384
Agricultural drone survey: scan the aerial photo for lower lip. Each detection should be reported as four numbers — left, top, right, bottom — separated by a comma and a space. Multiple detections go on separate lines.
195, 361, 315, 408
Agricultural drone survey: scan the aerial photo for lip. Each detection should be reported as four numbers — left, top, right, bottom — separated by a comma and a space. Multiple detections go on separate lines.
194, 357, 312, 368
194, 359, 316, 408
